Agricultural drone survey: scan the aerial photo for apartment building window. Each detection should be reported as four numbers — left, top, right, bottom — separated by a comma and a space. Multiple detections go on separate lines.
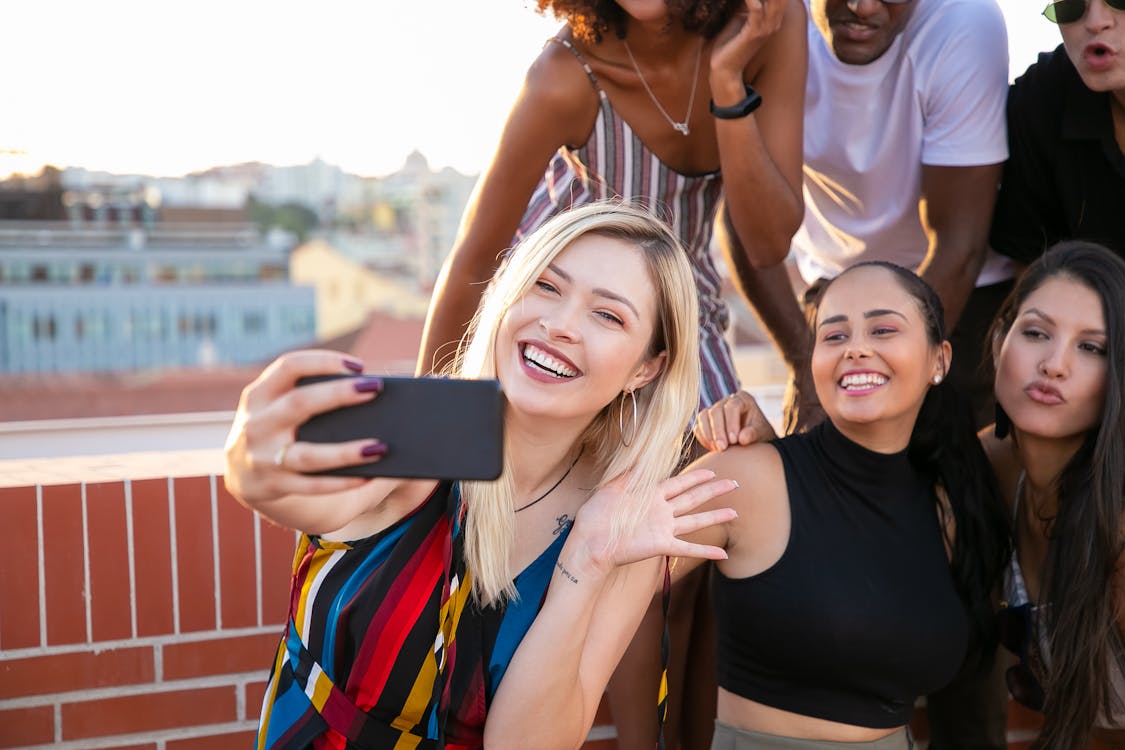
281, 307, 313, 336
243, 311, 266, 335
177, 313, 217, 337
32, 314, 57, 340
7, 313, 31, 344
259, 264, 286, 281
75, 311, 109, 340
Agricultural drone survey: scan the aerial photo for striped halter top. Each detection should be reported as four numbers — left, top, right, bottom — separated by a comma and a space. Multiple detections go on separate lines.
514, 37, 738, 410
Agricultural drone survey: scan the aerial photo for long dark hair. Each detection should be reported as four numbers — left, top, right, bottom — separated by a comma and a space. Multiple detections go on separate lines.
817, 262, 1010, 663
987, 241, 1125, 748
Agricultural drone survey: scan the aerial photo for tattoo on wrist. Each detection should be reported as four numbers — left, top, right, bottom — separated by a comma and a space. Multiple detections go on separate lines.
556, 560, 578, 584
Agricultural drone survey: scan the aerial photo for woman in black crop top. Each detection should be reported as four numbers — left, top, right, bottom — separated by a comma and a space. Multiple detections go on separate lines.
683, 262, 1009, 749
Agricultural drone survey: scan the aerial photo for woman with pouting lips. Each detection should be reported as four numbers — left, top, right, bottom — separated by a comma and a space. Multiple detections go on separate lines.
981, 241, 1125, 749
681, 262, 1008, 750
223, 203, 738, 750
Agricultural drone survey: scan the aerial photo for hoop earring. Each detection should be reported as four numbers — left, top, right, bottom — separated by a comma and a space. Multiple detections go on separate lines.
619, 389, 639, 447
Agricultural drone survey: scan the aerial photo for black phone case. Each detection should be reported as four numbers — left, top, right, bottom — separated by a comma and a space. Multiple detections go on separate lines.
295, 375, 504, 480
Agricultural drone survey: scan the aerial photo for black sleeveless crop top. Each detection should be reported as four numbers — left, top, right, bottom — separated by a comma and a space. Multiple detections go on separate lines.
712, 420, 969, 728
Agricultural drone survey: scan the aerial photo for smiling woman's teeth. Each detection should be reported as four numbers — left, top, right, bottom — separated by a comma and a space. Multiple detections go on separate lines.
840, 373, 887, 390
523, 344, 577, 378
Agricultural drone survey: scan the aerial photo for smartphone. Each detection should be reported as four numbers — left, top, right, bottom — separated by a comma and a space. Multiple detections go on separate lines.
295, 375, 504, 481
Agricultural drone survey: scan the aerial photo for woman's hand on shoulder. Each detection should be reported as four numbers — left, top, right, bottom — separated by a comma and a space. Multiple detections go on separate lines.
694, 389, 777, 452
223, 350, 395, 533
570, 469, 739, 576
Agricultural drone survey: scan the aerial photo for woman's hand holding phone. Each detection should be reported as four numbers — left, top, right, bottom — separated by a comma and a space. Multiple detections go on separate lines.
222, 349, 392, 534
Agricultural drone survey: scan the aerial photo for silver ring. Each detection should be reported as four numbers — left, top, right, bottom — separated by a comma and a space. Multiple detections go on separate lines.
273, 442, 292, 469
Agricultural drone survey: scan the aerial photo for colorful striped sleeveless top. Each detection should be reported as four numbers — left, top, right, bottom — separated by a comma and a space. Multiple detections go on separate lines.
255, 482, 572, 750
515, 37, 738, 410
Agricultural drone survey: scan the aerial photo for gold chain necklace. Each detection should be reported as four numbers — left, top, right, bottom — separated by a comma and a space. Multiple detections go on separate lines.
622, 38, 703, 137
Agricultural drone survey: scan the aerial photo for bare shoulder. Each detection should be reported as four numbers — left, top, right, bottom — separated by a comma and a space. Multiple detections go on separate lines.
691, 441, 784, 495
692, 442, 791, 577
520, 34, 600, 145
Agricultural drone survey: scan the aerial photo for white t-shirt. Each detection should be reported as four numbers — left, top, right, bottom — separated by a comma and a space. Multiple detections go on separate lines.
793, 0, 1015, 286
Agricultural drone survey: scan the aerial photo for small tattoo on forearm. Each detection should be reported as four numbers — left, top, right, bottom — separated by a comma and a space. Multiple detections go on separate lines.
556, 560, 578, 584
553, 513, 572, 537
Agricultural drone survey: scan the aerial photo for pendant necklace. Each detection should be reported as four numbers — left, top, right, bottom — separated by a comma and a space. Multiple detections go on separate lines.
514, 447, 584, 513
622, 37, 704, 136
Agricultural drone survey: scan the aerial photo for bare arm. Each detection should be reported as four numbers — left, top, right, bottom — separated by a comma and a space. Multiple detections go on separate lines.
717, 205, 808, 370
484, 471, 737, 750
712, 0, 806, 269
916, 164, 1003, 332
716, 207, 822, 432
416, 44, 596, 374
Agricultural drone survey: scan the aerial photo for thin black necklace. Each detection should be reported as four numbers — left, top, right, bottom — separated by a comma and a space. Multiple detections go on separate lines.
514, 447, 583, 513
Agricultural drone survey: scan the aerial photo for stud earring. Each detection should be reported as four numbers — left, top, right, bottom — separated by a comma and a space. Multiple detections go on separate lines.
932, 374, 943, 385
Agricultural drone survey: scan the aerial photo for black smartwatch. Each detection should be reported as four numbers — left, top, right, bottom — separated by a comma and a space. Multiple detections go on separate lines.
709, 84, 762, 119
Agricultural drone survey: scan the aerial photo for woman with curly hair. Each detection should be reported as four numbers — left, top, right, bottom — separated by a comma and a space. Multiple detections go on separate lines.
417, 3, 806, 746
419, 0, 804, 409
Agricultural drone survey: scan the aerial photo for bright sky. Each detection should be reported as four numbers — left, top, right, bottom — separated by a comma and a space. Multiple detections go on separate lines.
0, 0, 1063, 180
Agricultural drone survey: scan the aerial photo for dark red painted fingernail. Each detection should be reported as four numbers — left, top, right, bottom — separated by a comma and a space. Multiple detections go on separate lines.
353, 376, 384, 393
343, 357, 364, 372
361, 441, 388, 458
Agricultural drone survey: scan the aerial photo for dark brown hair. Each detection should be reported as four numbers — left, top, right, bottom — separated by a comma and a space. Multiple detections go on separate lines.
815, 262, 1010, 670
988, 241, 1125, 749
536, 0, 740, 42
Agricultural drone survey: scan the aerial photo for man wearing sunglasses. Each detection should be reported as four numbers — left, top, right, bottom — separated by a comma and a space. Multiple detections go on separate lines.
717, 0, 1012, 748
989, 0, 1125, 263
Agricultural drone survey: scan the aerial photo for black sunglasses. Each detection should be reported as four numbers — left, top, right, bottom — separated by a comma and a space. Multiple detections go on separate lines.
997, 602, 1046, 711
1043, 0, 1125, 23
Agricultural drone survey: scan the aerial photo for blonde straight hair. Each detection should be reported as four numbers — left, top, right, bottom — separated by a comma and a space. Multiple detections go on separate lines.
451, 201, 701, 604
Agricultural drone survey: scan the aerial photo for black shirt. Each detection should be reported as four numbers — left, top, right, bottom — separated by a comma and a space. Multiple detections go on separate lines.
990, 45, 1125, 263
712, 420, 969, 729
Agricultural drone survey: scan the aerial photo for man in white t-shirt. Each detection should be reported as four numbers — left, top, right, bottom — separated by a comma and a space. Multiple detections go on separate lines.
719, 2, 1012, 747
723, 0, 1015, 433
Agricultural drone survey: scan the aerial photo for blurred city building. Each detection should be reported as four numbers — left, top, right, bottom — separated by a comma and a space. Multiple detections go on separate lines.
0, 220, 314, 374
0, 155, 789, 455
289, 241, 429, 341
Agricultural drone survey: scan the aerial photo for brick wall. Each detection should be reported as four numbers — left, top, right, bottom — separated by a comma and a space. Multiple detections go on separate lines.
0, 477, 294, 749
0, 474, 1042, 749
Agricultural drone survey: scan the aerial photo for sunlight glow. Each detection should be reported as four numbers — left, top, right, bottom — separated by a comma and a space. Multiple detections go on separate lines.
0, 0, 1063, 180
